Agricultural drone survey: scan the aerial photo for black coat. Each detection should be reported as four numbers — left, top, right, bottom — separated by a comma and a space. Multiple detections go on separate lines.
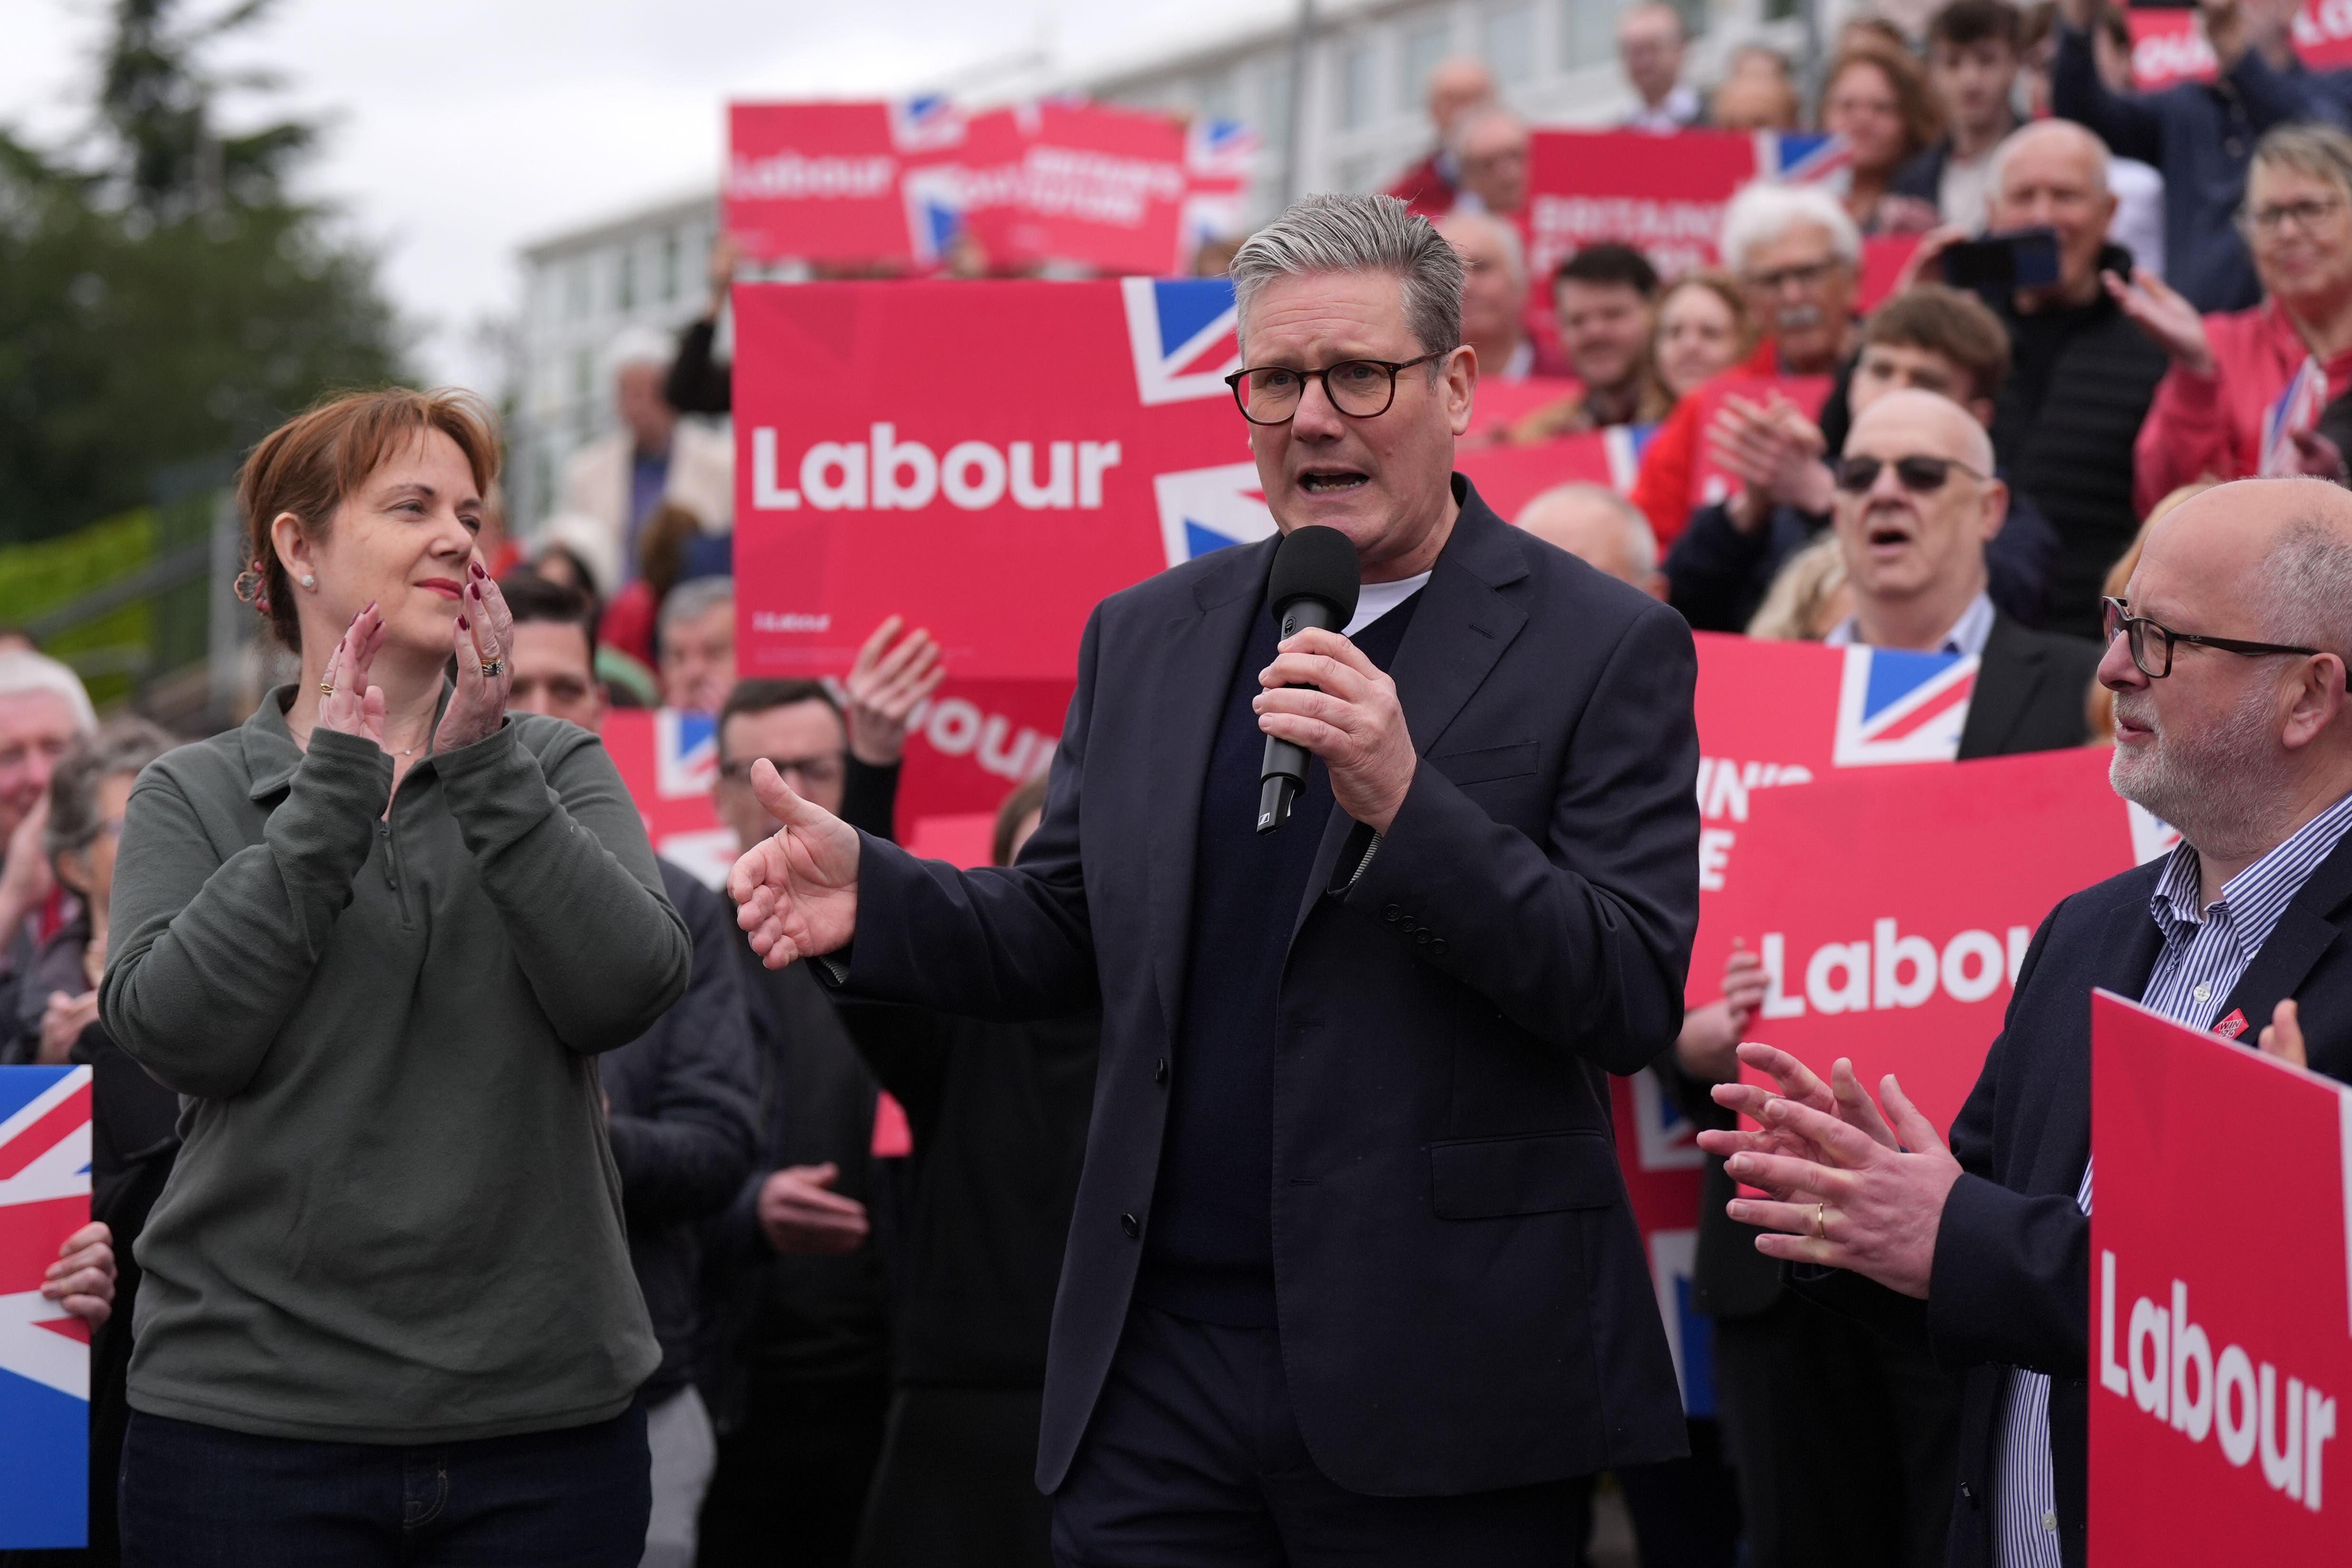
833, 479, 1701, 1496
1676, 611, 2104, 1321
603, 860, 762, 1402
1980, 252, 2170, 637
1795, 829, 2352, 1568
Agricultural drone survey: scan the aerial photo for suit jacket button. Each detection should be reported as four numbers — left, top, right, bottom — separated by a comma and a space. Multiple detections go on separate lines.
1414, 929, 1432, 945
1429, 937, 1448, 955
1154, 1058, 1168, 1085
1399, 917, 1417, 933
1383, 904, 1402, 922
1120, 1213, 1140, 1239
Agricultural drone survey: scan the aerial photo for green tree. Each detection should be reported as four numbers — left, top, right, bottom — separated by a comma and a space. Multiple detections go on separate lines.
0, 0, 405, 543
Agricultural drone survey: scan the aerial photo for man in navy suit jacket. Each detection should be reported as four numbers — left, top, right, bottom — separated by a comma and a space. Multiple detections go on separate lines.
1700, 476, 2352, 1568
726, 192, 1704, 1563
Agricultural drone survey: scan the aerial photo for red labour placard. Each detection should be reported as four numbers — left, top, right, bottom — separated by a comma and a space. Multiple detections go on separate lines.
2090, 991, 2352, 1559
2128, 3, 2352, 90
726, 101, 964, 266
956, 103, 1195, 276
732, 275, 1264, 684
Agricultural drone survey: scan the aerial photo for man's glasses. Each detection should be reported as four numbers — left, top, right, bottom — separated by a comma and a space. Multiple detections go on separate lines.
1832, 454, 1985, 494
1225, 353, 1445, 425
1744, 257, 1843, 294
2243, 196, 2345, 237
2100, 597, 2320, 680
717, 754, 846, 789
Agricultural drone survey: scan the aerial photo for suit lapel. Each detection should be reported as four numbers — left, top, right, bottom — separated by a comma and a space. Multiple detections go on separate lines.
1146, 542, 1273, 1047
1957, 614, 2040, 761
2048, 894, 2166, 1184
2215, 830, 2352, 1048
1291, 489, 1529, 936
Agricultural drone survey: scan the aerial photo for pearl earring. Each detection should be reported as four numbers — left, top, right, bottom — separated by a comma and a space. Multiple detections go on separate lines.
301, 574, 317, 589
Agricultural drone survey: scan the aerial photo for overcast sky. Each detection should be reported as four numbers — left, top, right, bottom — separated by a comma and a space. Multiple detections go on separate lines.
0, 0, 1289, 388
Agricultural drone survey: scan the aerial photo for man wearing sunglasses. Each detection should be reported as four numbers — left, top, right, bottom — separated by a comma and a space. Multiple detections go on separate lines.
1699, 474, 2352, 1568
727, 191, 1703, 1564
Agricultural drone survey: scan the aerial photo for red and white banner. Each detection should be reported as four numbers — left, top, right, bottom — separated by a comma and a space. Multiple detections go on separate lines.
2090, 990, 2352, 1559
0, 1065, 91, 1548
733, 275, 1261, 683
726, 98, 1252, 274
2128, 1, 2352, 90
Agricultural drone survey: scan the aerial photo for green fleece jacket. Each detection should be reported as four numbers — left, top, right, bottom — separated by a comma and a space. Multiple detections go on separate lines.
101, 688, 689, 1443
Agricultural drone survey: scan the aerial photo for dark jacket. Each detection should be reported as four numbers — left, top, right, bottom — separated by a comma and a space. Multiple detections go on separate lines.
1793, 828, 2352, 1568
666, 317, 731, 418
833, 480, 1701, 1496
1980, 249, 2170, 638
2051, 24, 2319, 314
1675, 610, 2104, 1322
1664, 483, 2063, 634
843, 1004, 1099, 1387
6, 910, 93, 1065
604, 860, 762, 1403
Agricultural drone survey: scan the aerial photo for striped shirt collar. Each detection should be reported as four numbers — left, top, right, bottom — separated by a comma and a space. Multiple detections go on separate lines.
2149, 787, 2352, 954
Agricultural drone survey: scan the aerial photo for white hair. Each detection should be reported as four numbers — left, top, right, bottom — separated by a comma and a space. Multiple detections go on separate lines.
0, 652, 96, 734
1986, 118, 2111, 204
1232, 193, 1466, 358
605, 325, 676, 379
1718, 181, 1862, 276
1434, 209, 1527, 290
1517, 482, 1659, 578
658, 575, 735, 644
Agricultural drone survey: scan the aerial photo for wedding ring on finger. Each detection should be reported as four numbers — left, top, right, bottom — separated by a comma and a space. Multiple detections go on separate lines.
319, 678, 336, 698
1814, 1203, 1828, 1240
479, 657, 505, 679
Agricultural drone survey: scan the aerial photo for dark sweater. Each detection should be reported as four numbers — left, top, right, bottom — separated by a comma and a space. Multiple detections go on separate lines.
1981, 253, 2170, 639
1130, 591, 1420, 1329
604, 861, 763, 1403
845, 1005, 1099, 1386
666, 318, 732, 417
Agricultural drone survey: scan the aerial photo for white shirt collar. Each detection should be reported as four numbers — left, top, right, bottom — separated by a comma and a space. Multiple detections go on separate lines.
1822, 591, 1996, 657
1344, 572, 1432, 637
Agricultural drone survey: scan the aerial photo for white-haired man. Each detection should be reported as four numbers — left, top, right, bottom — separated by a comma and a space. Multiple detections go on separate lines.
549, 326, 734, 593
0, 651, 95, 1055
1516, 483, 1666, 598
725, 191, 1702, 1561
1434, 210, 1531, 381
1705, 476, 2352, 1568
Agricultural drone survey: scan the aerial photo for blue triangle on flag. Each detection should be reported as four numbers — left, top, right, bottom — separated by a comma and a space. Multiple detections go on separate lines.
676, 711, 716, 753
1184, 519, 1241, 559
0, 1065, 74, 1127
1861, 647, 1959, 722
1153, 279, 1236, 358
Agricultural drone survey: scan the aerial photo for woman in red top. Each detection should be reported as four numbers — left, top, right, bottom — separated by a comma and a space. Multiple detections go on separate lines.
2121, 125, 2352, 515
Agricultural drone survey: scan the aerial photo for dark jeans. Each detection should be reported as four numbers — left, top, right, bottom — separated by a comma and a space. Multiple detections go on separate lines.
1714, 1293, 1960, 1568
1617, 1418, 1744, 1568
855, 1385, 1053, 1568
1052, 1305, 1590, 1567
697, 1375, 889, 1568
117, 1399, 650, 1568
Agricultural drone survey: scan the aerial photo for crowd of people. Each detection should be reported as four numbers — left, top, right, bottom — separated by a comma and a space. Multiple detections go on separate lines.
2, 2, 2351, 1566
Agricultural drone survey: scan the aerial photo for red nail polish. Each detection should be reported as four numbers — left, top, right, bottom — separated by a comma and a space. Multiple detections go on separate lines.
470, 561, 485, 578
458, 615, 470, 629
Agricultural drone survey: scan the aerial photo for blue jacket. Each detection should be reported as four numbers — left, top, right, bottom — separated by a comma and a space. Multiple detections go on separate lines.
2051, 25, 2326, 313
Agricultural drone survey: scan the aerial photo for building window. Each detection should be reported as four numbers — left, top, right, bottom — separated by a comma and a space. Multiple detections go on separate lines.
1560, 0, 1615, 70
617, 246, 637, 314
563, 259, 589, 321
1399, 19, 1451, 114
573, 347, 595, 406
1334, 37, 1378, 131
1483, 4, 1537, 88
1261, 59, 1294, 146
661, 231, 682, 303
1198, 68, 1239, 124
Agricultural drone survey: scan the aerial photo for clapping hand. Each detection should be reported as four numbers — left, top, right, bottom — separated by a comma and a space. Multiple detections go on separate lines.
2104, 267, 2216, 375
1710, 393, 1832, 527
727, 763, 863, 970
1673, 944, 1770, 1084
433, 563, 515, 754
315, 603, 390, 747
37, 990, 97, 1067
844, 616, 946, 767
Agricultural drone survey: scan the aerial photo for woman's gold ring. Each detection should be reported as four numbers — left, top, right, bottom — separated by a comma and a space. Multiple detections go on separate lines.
318, 679, 335, 698
479, 657, 505, 679
1814, 1203, 1828, 1239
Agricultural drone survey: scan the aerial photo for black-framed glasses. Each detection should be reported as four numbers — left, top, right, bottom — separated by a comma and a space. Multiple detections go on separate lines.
1225, 353, 1445, 425
717, 753, 846, 789
1832, 454, 1986, 495
1745, 256, 1844, 294
2100, 597, 2321, 679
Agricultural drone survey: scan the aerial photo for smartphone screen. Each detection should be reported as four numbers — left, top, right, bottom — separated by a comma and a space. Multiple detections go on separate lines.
1940, 227, 2062, 291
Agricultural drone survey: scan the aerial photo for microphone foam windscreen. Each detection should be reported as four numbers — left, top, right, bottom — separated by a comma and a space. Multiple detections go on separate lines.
1265, 525, 1362, 627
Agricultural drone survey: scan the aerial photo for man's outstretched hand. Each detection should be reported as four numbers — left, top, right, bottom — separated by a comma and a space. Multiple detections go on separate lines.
727, 759, 863, 969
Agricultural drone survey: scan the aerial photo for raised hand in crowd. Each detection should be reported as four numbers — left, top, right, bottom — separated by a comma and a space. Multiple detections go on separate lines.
43, 1219, 115, 1328
0, 794, 52, 936
2104, 265, 2216, 374
706, 230, 741, 320
756, 1161, 871, 1255
1673, 942, 1769, 1083
729, 762, 862, 968
37, 988, 98, 1067
432, 564, 515, 753
1701, 1044, 1963, 1299
314, 602, 391, 748
1712, 392, 1833, 530
843, 614, 945, 766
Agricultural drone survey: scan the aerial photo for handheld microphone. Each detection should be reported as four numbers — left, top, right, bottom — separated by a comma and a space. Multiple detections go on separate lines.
1257, 526, 1362, 834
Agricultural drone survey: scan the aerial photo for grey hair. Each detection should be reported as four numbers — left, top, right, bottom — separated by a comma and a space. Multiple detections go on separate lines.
1232, 193, 1465, 360
2258, 493, 2352, 659
1986, 118, 2110, 205
1717, 181, 1861, 276
45, 717, 175, 861
1519, 482, 1658, 577
1434, 208, 1527, 290
658, 574, 735, 645
0, 651, 96, 735
2251, 123, 2352, 205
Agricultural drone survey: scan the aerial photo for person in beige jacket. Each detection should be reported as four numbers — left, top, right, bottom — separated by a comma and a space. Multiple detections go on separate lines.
545, 325, 733, 593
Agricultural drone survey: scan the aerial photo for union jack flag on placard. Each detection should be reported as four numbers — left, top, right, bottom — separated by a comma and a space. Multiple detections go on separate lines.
1152, 461, 1277, 568
1121, 277, 1243, 407
0, 1064, 92, 1548
1831, 646, 1978, 766
1759, 130, 1855, 194
2260, 353, 2329, 477
888, 94, 966, 154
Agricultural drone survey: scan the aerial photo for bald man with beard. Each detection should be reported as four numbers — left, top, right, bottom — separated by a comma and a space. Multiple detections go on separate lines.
1705, 475, 2352, 1568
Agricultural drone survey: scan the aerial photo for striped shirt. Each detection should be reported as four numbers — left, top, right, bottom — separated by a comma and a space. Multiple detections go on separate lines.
1992, 787, 2352, 1568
